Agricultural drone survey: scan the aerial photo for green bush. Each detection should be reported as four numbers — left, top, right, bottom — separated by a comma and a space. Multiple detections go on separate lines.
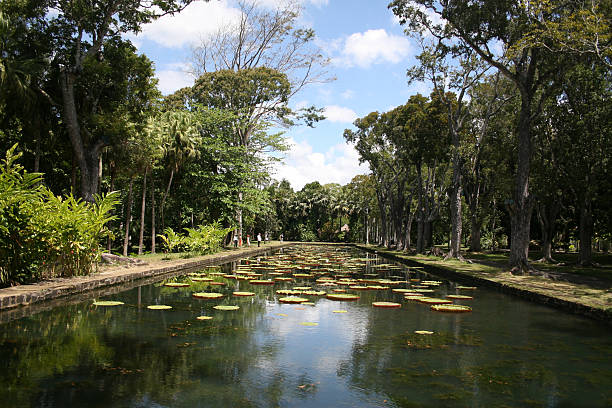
0, 145, 118, 286
158, 222, 230, 256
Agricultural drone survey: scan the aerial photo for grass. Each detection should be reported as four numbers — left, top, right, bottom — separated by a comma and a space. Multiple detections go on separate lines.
126, 241, 284, 263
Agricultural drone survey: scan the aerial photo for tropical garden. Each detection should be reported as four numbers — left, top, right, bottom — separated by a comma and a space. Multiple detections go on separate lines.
0, 0, 610, 287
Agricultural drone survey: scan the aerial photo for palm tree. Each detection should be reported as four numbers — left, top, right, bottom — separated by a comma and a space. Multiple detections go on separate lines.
156, 111, 200, 229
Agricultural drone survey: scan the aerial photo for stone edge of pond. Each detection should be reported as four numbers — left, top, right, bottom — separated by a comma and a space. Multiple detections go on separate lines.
354, 244, 612, 325
0, 243, 295, 318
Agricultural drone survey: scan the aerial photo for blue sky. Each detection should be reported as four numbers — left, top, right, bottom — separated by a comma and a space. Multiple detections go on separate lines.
128, 0, 431, 190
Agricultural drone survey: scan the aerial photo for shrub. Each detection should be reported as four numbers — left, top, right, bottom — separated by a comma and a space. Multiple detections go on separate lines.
0, 145, 118, 286
158, 223, 230, 256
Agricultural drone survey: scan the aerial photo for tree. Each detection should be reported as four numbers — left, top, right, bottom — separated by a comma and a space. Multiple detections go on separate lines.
547, 62, 611, 265
153, 111, 200, 230
49, 0, 197, 202
190, 0, 331, 103
408, 41, 490, 258
390, 0, 573, 273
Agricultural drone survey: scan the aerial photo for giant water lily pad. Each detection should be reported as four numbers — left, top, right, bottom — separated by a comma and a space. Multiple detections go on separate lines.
415, 330, 434, 335
418, 298, 453, 305
431, 304, 472, 313
249, 280, 275, 285
333, 310, 348, 313
147, 305, 172, 310
164, 282, 190, 287
213, 305, 240, 311
372, 301, 402, 308
191, 277, 213, 282
93, 300, 124, 307
447, 294, 473, 300
456, 286, 477, 290
299, 322, 318, 326
196, 316, 213, 320
326, 293, 359, 301
233, 291, 255, 297
279, 296, 309, 304
193, 292, 223, 300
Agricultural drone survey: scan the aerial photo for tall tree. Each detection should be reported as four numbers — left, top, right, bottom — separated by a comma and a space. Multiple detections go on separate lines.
390, 0, 572, 273
48, 0, 196, 202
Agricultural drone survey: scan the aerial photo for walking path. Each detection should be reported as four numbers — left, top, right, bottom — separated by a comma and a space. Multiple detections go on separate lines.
0, 242, 290, 321
355, 244, 612, 324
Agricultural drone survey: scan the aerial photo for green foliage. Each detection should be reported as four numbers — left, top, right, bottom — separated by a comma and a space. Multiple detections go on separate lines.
157, 223, 230, 255
0, 145, 118, 286
157, 227, 185, 254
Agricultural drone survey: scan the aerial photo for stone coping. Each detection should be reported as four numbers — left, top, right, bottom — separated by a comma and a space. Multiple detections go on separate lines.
0, 242, 293, 322
354, 244, 612, 325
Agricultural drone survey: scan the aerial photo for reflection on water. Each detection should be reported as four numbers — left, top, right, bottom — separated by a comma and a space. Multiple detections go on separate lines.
1, 246, 611, 407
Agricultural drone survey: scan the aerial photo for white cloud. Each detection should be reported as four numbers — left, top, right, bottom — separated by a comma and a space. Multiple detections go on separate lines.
341, 89, 355, 99
134, 1, 242, 48
272, 139, 369, 190
156, 64, 194, 95
258, 0, 328, 8
323, 105, 358, 123
334, 29, 411, 68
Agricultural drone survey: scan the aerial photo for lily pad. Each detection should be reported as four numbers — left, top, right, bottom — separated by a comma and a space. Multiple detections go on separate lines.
333, 310, 348, 313
279, 296, 309, 304
196, 316, 213, 320
248, 280, 275, 285
457, 286, 477, 290
446, 294, 473, 300
418, 298, 453, 305
93, 300, 124, 307
191, 277, 213, 282
326, 293, 360, 301
415, 330, 434, 335
299, 322, 318, 326
233, 291, 255, 297
164, 282, 190, 287
372, 301, 401, 308
147, 305, 172, 310
192, 292, 224, 300
431, 304, 472, 313
213, 305, 240, 311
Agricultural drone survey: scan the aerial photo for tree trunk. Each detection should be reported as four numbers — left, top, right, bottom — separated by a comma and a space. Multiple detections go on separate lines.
424, 220, 432, 250
536, 200, 559, 263
138, 167, 148, 255
160, 167, 174, 231
508, 95, 535, 274
123, 177, 134, 257
60, 69, 105, 203
237, 191, 243, 246
469, 214, 482, 252
107, 164, 116, 251
376, 190, 388, 247
416, 165, 425, 254
404, 212, 414, 251
447, 135, 463, 259
579, 198, 593, 265
151, 175, 156, 254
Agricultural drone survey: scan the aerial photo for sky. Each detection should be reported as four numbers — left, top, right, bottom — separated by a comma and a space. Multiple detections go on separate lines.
128, 0, 431, 191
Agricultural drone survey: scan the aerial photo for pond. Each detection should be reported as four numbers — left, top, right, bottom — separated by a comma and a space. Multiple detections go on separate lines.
1, 245, 611, 407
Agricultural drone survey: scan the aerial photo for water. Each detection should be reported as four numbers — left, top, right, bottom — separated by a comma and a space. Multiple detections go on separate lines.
1, 245, 611, 407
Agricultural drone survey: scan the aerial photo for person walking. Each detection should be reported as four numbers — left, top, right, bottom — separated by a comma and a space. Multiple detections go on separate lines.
257, 233, 262, 247
246, 234, 251, 247
280, 233, 283, 242
233, 233, 238, 248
